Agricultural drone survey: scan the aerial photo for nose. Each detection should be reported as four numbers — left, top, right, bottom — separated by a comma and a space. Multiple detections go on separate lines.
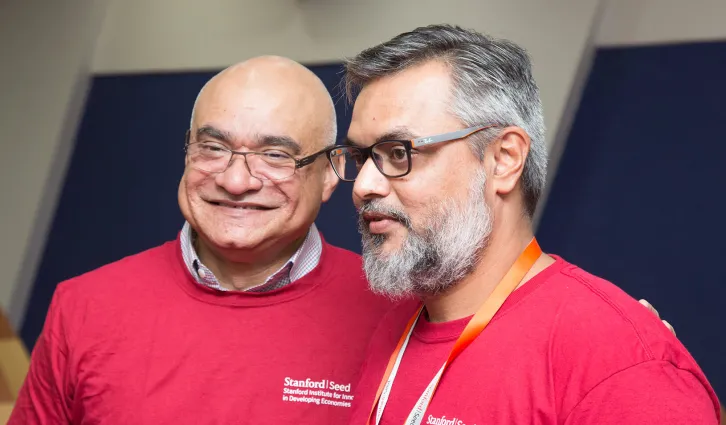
215, 154, 263, 195
353, 157, 390, 204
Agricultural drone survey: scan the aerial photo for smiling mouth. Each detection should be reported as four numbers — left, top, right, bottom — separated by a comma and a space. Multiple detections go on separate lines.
208, 201, 274, 210
363, 212, 396, 223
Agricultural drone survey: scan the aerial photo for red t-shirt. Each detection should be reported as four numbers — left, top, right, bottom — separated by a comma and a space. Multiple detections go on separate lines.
10, 234, 397, 424
349, 256, 721, 425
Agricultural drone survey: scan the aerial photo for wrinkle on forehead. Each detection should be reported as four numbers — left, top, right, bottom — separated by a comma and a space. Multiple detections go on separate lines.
191, 55, 335, 150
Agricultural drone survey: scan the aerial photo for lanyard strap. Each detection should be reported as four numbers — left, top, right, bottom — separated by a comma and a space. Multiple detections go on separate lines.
368, 238, 543, 425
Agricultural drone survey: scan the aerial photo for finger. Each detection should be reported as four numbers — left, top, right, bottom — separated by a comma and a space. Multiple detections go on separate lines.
662, 320, 676, 336
638, 299, 652, 309
639, 299, 660, 318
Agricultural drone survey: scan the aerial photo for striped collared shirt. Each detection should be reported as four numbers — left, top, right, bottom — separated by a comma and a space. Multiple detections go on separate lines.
179, 221, 322, 292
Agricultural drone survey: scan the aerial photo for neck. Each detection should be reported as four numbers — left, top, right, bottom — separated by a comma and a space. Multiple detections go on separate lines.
195, 233, 306, 291
422, 215, 554, 324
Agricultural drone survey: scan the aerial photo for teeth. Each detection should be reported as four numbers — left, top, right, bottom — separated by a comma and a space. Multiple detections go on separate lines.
228, 205, 263, 210
210, 201, 266, 210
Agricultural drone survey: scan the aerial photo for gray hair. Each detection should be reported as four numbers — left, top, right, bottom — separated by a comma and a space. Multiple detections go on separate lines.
344, 24, 547, 216
359, 168, 492, 298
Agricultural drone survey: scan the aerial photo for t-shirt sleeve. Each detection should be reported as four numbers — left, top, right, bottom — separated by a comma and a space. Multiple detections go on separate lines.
9, 289, 72, 424
563, 360, 720, 425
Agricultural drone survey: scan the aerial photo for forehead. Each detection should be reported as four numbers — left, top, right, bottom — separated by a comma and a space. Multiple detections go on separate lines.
348, 61, 460, 144
193, 81, 319, 148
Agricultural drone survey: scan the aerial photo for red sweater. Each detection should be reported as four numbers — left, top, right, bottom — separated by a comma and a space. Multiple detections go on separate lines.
10, 235, 397, 424
349, 256, 721, 425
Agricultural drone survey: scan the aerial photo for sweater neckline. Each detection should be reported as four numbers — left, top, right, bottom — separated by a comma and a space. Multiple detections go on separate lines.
167, 232, 335, 307
412, 255, 566, 343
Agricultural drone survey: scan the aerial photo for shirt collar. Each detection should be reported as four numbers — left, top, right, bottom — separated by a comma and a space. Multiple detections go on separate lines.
179, 221, 321, 292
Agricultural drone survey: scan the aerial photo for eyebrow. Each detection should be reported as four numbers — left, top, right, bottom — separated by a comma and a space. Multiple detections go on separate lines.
343, 127, 418, 148
195, 125, 301, 155
257, 134, 302, 156
196, 125, 234, 144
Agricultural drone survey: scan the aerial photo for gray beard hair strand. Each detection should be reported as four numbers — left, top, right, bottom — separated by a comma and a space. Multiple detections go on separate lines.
360, 171, 492, 299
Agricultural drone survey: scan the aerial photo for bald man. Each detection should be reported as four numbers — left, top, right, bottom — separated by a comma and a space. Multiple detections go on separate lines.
9, 56, 398, 425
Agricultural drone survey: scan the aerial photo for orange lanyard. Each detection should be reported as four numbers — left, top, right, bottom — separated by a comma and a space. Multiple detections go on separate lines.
367, 238, 543, 425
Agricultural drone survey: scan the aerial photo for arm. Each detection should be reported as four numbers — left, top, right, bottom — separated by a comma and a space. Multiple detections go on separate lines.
564, 360, 720, 424
8, 290, 72, 424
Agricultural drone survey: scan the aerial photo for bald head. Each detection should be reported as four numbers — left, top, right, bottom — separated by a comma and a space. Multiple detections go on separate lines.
190, 55, 337, 149
179, 56, 341, 265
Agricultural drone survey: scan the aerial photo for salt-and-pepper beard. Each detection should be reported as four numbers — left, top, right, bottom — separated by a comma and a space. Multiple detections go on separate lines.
358, 169, 493, 299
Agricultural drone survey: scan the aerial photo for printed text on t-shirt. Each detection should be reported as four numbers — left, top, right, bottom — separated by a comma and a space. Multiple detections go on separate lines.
282, 377, 354, 408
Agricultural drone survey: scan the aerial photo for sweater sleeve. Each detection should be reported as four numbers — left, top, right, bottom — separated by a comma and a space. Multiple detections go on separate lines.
563, 360, 720, 425
9, 288, 72, 424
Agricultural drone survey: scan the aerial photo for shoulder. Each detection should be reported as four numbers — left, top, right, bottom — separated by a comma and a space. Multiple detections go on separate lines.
540, 258, 716, 417
547, 259, 692, 366
52, 240, 179, 313
39, 240, 178, 350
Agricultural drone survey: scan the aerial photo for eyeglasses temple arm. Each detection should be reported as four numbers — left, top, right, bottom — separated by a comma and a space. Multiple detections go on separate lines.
296, 146, 338, 168
410, 125, 491, 148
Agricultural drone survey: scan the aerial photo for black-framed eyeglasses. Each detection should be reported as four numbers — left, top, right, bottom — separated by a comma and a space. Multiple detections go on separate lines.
183, 130, 333, 181
327, 124, 498, 182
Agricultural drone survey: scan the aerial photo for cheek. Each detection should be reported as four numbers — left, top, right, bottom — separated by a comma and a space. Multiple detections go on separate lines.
268, 179, 306, 215
294, 169, 324, 201
179, 171, 205, 226
179, 170, 202, 200
389, 181, 430, 228
182, 171, 226, 220
185, 174, 212, 203
395, 174, 467, 226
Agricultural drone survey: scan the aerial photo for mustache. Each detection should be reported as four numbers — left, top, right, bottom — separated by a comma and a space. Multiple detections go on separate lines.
357, 200, 413, 229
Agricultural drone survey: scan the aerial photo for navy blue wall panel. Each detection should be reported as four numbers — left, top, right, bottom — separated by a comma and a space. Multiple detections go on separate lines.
21, 64, 358, 348
537, 41, 726, 397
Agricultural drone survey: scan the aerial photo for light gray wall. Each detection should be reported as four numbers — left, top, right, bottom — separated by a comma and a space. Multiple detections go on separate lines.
596, 0, 726, 46
0, 0, 110, 328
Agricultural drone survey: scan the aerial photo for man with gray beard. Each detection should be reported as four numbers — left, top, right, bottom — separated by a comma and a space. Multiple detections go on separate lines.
359, 168, 491, 298
326, 24, 720, 424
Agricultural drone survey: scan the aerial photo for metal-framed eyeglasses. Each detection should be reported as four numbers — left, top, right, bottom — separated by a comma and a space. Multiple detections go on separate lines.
183, 130, 336, 181
327, 124, 498, 182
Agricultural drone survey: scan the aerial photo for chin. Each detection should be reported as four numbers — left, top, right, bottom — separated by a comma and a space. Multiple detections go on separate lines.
216, 237, 265, 251
384, 227, 410, 248
379, 239, 405, 256
361, 233, 398, 257
202, 226, 271, 252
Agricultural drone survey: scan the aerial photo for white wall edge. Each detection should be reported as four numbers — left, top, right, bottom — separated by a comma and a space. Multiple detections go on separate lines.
533, 0, 608, 231
8, 0, 113, 331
